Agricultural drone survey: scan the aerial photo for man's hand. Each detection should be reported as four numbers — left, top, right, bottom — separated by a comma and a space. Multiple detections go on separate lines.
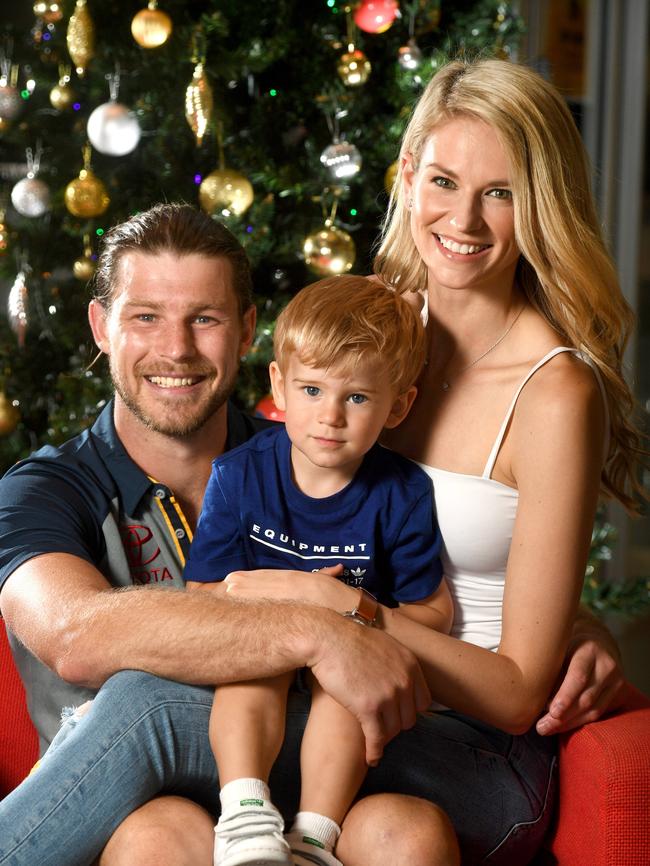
307, 615, 431, 766
536, 621, 626, 735
225, 569, 430, 763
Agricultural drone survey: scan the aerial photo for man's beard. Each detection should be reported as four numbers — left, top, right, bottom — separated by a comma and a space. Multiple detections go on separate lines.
110, 360, 237, 437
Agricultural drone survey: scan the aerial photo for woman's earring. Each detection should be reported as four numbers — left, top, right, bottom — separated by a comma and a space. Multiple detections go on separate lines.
407, 197, 413, 210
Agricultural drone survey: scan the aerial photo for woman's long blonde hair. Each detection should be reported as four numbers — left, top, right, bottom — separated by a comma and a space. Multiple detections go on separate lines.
375, 57, 645, 511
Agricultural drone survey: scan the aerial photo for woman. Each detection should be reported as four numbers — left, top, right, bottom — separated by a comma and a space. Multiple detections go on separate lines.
222, 57, 645, 864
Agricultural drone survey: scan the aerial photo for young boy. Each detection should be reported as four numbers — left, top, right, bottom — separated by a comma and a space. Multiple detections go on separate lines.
185, 275, 452, 866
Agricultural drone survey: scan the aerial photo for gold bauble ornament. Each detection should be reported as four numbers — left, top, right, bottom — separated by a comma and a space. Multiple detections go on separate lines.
131, 1, 173, 48
0, 392, 20, 437
73, 252, 96, 281
303, 223, 356, 275
65, 168, 110, 218
337, 49, 371, 87
50, 79, 75, 110
33, 1, 63, 22
185, 62, 213, 146
384, 160, 398, 195
199, 168, 254, 217
66, 0, 95, 76
73, 236, 96, 280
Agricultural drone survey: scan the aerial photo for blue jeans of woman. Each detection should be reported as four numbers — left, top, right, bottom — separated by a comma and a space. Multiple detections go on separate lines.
0, 670, 556, 866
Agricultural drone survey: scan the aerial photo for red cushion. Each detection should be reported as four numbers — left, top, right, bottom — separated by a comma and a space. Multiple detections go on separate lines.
549, 683, 650, 865
0, 618, 39, 798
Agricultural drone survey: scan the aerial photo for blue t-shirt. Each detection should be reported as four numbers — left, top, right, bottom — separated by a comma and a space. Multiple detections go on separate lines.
184, 426, 442, 605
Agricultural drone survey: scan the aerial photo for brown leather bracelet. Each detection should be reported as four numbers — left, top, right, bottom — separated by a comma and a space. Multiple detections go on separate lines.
342, 587, 378, 627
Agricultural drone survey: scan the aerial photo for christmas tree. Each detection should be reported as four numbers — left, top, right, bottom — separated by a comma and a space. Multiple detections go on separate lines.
0, 0, 524, 472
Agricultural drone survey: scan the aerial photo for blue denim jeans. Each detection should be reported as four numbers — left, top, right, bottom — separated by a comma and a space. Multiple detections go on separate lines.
0, 670, 556, 866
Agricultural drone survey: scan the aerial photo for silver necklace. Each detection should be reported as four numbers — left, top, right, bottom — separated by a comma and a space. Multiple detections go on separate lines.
441, 306, 524, 391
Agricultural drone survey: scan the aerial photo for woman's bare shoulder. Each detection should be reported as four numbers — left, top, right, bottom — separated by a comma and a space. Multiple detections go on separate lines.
513, 349, 605, 450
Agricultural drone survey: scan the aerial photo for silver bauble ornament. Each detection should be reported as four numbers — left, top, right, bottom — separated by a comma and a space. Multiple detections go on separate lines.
397, 40, 423, 70
0, 82, 22, 124
11, 176, 51, 217
320, 140, 362, 181
87, 101, 141, 156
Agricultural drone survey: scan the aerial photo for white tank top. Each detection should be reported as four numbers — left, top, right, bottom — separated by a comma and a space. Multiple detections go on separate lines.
418, 347, 608, 652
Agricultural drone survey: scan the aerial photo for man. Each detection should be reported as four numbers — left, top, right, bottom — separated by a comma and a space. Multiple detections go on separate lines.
0, 205, 625, 866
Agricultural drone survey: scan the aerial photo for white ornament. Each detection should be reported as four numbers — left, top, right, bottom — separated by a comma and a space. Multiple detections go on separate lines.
87, 101, 141, 156
320, 140, 362, 180
397, 40, 423, 70
8, 269, 29, 347
11, 176, 51, 217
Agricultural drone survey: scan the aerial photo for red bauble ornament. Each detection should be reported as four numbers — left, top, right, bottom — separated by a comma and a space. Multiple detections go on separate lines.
255, 394, 285, 422
353, 0, 399, 34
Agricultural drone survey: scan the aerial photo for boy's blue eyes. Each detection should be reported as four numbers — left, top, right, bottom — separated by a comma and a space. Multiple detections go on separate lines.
301, 387, 368, 404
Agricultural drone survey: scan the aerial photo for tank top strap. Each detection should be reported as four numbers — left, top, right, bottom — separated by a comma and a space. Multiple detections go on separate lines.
482, 346, 609, 479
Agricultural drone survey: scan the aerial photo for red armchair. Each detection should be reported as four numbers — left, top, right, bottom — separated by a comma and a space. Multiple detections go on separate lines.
0, 617, 39, 797
1, 618, 649, 863
541, 680, 650, 865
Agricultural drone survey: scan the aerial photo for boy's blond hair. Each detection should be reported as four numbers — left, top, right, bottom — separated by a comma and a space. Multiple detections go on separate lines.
273, 275, 426, 394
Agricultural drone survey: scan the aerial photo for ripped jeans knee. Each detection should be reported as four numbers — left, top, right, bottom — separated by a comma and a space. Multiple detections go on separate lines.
60, 699, 93, 726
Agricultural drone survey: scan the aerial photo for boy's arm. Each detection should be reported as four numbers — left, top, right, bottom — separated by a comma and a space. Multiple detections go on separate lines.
186, 579, 229, 594
395, 576, 453, 633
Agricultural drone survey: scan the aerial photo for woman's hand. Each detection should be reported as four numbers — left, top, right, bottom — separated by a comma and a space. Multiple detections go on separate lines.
536, 609, 626, 735
223, 565, 356, 612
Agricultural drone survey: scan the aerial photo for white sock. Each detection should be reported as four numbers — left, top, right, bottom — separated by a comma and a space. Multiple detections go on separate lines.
219, 777, 271, 811
290, 811, 341, 852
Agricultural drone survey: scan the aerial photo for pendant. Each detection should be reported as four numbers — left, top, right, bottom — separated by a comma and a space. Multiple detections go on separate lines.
441, 381, 450, 391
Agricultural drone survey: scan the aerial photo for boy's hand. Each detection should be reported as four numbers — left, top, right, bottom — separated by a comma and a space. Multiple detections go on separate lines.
224, 565, 351, 610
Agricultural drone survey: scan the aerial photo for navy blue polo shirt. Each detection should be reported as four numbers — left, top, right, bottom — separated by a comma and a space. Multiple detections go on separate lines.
0, 400, 271, 752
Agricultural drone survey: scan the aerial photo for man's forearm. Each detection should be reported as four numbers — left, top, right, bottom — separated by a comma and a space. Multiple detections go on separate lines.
1, 553, 322, 689
73, 588, 326, 687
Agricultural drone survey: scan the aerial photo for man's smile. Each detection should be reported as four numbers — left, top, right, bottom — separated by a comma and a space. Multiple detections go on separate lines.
146, 375, 205, 388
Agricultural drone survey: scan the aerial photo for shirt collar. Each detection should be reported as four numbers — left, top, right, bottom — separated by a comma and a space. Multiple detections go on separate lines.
89, 399, 258, 514
89, 400, 154, 515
